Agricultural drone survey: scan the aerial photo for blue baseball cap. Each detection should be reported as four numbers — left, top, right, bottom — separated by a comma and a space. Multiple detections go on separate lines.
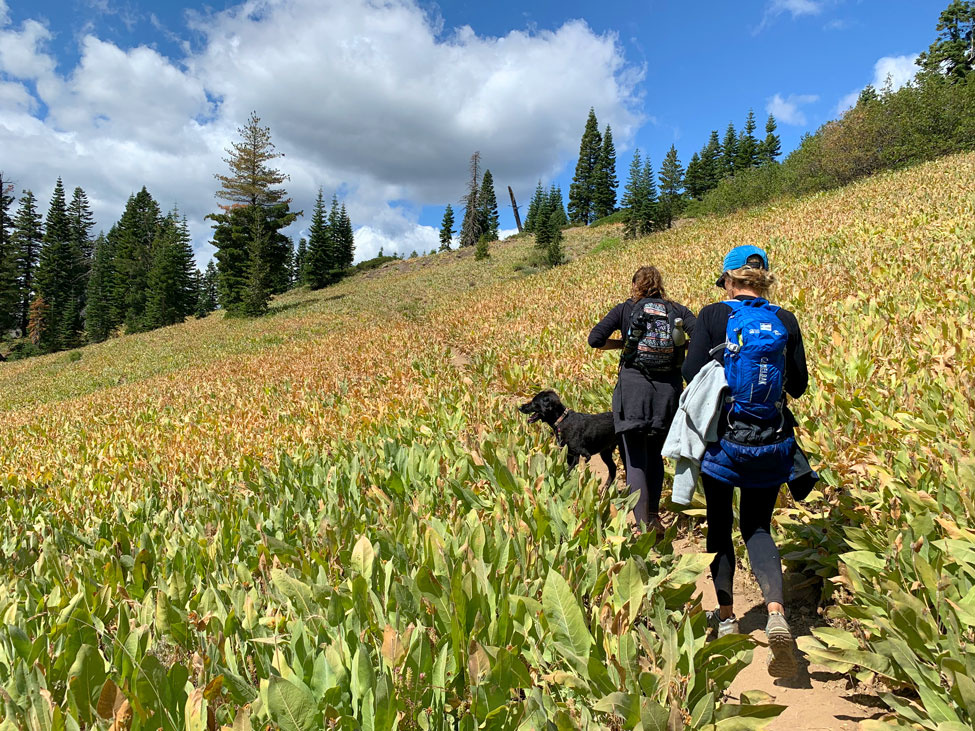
716, 245, 769, 287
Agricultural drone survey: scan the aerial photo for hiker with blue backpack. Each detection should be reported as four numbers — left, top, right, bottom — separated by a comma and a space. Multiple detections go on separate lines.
674, 245, 810, 678
588, 266, 697, 536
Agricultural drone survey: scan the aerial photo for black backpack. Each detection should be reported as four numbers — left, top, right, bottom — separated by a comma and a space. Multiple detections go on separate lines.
621, 298, 682, 375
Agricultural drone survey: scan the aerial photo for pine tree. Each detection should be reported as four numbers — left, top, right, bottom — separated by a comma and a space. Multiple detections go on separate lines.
700, 131, 722, 192
621, 149, 657, 238
474, 234, 490, 261
208, 205, 251, 313
338, 204, 354, 269
68, 187, 96, 270
210, 112, 298, 315
523, 181, 545, 233
242, 207, 274, 317
0, 173, 17, 337
438, 204, 455, 251
658, 145, 685, 229
593, 125, 618, 219
568, 108, 602, 224
736, 110, 760, 171
112, 187, 161, 332
534, 188, 554, 251
11, 190, 42, 335
85, 233, 116, 342
917, 0, 975, 81
294, 237, 308, 285
758, 114, 781, 165
721, 122, 739, 178
478, 170, 500, 241
145, 217, 181, 329
547, 185, 568, 227
196, 261, 219, 317
306, 188, 335, 290
172, 213, 199, 319
684, 152, 705, 200
544, 211, 565, 266
621, 149, 644, 211
35, 179, 84, 351
459, 152, 482, 248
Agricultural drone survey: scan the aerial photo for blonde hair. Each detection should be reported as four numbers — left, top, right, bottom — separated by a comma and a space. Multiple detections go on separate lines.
630, 266, 668, 302
725, 266, 777, 297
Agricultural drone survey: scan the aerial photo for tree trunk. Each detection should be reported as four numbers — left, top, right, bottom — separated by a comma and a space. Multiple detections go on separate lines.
508, 186, 523, 233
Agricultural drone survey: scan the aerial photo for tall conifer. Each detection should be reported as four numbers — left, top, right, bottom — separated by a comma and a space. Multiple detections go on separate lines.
658, 145, 685, 229
306, 189, 334, 290
758, 114, 782, 164
35, 179, 84, 350
736, 110, 760, 171
478, 170, 500, 241
568, 108, 602, 224
438, 205, 455, 251
0, 174, 17, 336
593, 125, 618, 219
12, 190, 43, 335
85, 233, 116, 342
721, 122, 739, 178
459, 152, 482, 248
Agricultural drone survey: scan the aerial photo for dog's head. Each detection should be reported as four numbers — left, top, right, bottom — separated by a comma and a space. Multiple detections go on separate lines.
519, 390, 565, 425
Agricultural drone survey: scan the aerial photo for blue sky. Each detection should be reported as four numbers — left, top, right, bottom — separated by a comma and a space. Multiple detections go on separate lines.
0, 0, 945, 260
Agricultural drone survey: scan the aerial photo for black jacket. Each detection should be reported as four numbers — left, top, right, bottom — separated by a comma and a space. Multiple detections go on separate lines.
589, 299, 697, 434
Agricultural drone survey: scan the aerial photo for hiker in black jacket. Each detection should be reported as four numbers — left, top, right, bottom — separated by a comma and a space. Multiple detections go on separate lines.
588, 266, 696, 534
683, 244, 809, 679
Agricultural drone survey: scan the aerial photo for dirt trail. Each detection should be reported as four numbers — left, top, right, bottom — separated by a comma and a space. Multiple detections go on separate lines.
674, 534, 884, 730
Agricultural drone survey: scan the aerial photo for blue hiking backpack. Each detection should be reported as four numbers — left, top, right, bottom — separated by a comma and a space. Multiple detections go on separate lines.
721, 299, 787, 421
701, 298, 795, 488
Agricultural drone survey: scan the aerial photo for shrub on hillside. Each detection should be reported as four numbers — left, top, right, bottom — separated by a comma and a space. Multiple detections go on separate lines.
690, 75, 975, 216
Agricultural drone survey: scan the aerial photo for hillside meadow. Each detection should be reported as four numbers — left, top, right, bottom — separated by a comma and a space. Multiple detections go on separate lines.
0, 153, 973, 729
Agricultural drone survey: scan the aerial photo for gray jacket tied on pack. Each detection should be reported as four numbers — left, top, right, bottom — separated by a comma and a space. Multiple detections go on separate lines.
662, 360, 727, 505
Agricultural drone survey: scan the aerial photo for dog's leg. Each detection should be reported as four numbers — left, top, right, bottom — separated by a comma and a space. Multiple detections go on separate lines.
599, 448, 617, 488
566, 452, 580, 471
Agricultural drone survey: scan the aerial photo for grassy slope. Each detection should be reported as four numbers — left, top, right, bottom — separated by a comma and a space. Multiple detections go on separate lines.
1, 153, 973, 494
0, 152, 973, 727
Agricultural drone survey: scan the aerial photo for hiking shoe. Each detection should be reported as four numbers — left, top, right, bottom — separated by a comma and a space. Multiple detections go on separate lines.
707, 610, 739, 638
766, 612, 798, 678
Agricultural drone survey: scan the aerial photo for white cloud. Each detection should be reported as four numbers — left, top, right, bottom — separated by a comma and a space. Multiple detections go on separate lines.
836, 53, 919, 113
755, 0, 825, 32
766, 93, 819, 126
0, 0, 643, 264
0, 0, 9, 27
769, 0, 823, 17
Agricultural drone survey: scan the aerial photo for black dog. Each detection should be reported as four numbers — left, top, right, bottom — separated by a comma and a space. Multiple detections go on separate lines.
519, 390, 618, 486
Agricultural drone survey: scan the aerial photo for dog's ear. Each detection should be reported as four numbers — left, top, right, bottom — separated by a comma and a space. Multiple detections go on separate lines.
536, 390, 563, 418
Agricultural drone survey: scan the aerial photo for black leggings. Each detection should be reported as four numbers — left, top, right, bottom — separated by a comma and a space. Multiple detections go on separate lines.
702, 474, 784, 607
619, 431, 665, 525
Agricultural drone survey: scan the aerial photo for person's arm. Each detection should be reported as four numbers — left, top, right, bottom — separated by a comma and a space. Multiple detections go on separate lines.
588, 303, 625, 350
682, 304, 719, 383
675, 302, 698, 337
783, 313, 808, 399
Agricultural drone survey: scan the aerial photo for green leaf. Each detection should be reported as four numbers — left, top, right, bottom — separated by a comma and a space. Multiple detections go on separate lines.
593, 693, 640, 728
271, 569, 319, 619
542, 569, 592, 663
184, 688, 207, 731
267, 677, 319, 731
67, 644, 107, 725
351, 536, 376, 580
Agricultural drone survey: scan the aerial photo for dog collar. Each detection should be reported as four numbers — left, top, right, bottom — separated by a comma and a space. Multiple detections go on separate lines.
553, 409, 571, 433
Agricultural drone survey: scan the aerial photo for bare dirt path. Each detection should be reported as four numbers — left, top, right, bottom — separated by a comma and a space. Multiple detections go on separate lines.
673, 534, 885, 730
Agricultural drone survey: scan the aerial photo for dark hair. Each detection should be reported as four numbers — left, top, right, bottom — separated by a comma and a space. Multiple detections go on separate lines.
630, 266, 668, 302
